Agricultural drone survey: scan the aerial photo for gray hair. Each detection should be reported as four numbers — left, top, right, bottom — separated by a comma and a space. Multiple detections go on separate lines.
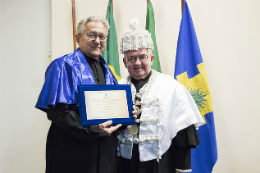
77, 16, 110, 37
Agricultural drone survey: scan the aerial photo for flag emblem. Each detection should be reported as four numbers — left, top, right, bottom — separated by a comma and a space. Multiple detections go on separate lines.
189, 88, 207, 110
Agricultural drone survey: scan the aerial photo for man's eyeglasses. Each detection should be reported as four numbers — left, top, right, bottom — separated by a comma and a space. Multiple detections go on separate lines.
126, 54, 149, 63
87, 33, 108, 42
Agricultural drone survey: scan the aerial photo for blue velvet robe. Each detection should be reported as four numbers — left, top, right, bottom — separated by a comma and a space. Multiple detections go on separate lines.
36, 48, 117, 111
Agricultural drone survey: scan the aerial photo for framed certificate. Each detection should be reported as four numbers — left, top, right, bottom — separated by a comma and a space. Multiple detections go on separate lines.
77, 84, 135, 127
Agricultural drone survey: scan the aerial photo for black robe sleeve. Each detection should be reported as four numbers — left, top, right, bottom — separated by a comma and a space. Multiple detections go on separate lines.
172, 125, 200, 171
47, 103, 100, 144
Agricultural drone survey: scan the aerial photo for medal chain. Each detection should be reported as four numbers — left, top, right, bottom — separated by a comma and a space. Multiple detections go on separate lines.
128, 71, 153, 135
132, 71, 153, 111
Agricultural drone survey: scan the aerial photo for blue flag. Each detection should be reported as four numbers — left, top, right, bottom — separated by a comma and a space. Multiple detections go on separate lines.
174, 1, 218, 172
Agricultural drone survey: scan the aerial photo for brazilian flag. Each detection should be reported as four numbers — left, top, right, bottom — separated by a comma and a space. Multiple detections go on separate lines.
145, 0, 161, 72
174, 1, 218, 172
102, 0, 121, 81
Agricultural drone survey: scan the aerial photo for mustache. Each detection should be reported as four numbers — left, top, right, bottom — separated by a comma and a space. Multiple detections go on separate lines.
90, 43, 100, 47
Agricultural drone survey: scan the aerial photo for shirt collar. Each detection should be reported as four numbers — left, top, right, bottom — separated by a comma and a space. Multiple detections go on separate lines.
84, 54, 100, 63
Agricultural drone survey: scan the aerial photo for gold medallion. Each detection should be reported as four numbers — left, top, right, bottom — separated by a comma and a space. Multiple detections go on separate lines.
129, 125, 139, 135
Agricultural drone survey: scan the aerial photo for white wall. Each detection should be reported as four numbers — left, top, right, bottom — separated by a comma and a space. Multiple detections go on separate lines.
0, 0, 51, 172
1, 0, 260, 172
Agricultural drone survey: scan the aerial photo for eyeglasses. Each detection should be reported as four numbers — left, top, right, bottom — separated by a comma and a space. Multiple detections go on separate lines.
87, 33, 108, 42
126, 54, 149, 63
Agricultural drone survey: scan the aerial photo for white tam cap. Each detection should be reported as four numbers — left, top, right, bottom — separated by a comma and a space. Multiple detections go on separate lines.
120, 18, 154, 54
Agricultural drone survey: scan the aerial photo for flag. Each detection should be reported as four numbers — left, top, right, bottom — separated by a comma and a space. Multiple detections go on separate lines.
145, 0, 161, 72
174, 1, 218, 172
102, 0, 121, 81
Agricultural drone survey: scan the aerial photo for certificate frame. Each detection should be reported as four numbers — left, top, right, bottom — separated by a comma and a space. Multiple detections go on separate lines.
77, 84, 135, 127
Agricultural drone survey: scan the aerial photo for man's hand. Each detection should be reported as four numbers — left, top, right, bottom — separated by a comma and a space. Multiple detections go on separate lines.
132, 105, 138, 119
99, 120, 122, 136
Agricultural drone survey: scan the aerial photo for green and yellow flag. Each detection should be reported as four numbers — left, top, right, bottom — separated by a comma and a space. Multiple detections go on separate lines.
145, 0, 161, 72
102, 0, 121, 81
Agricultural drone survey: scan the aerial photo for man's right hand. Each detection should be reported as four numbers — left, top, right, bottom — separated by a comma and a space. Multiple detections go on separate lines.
99, 120, 122, 137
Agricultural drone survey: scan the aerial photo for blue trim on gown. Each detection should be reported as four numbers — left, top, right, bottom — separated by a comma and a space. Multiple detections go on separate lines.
35, 48, 117, 111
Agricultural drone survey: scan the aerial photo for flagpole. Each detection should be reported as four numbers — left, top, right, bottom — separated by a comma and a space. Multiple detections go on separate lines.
71, 0, 77, 50
111, 0, 113, 12
181, 0, 184, 15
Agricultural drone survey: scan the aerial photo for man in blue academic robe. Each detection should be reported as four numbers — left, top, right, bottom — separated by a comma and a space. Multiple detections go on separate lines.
36, 16, 121, 173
